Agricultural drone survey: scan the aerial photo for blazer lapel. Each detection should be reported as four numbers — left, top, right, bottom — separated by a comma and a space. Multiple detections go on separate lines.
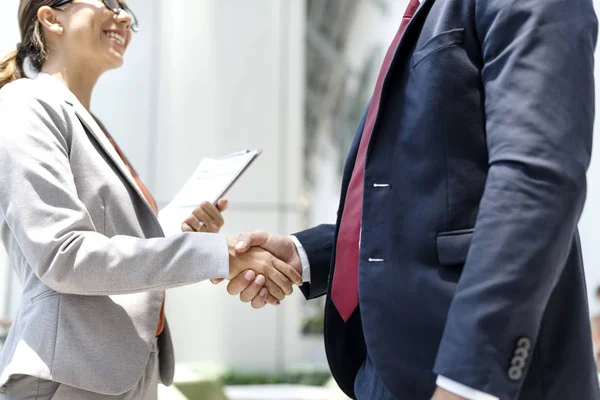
35, 74, 156, 215
397, 0, 436, 52
72, 104, 156, 214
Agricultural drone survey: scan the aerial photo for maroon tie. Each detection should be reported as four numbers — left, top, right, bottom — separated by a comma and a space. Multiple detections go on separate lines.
331, 0, 421, 322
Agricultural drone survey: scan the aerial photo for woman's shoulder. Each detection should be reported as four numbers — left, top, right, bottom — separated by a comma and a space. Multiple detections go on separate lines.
0, 77, 71, 125
0, 77, 64, 110
0, 78, 71, 142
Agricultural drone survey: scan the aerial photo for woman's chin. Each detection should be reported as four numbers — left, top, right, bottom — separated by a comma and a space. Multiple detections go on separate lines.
105, 50, 125, 69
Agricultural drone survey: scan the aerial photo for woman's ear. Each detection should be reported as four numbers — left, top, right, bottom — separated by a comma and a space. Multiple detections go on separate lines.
37, 6, 64, 36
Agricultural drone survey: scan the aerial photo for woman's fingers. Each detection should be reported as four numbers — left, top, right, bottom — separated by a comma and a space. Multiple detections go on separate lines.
182, 214, 203, 232
227, 270, 256, 295
193, 201, 224, 231
239, 274, 266, 303
216, 198, 229, 212
181, 222, 195, 232
228, 272, 280, 307
183, 199, 228, 233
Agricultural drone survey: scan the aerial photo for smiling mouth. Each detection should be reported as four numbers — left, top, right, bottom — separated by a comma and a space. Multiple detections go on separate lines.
104, 31, 126, 47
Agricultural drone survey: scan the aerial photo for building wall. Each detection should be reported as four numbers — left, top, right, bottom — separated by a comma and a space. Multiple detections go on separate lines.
142, 0, 317, 370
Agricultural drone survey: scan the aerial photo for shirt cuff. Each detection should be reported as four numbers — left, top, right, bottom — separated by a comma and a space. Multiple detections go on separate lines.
290, 235, 311, 283
436, 376, 499, 400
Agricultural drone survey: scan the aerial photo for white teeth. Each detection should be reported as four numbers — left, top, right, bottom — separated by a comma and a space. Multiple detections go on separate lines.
105, 31, 125, 46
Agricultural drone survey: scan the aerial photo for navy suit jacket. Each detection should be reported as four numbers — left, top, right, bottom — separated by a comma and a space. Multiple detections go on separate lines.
295, 0, 599, 399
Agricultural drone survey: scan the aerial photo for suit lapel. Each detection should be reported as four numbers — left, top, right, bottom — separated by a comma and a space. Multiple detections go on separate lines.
35, 74, 156, 215
399, 0, 435, 51
71, 103, 156, 214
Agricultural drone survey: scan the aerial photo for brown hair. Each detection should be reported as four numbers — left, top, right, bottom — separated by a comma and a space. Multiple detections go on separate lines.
0, 0, 59, 90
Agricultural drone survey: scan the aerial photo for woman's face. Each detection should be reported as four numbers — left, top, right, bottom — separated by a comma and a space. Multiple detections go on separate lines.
54, 0, 133, 73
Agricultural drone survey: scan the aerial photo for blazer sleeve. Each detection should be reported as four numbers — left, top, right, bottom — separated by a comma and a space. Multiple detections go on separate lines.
433, 0, 598, 397
294, 224, 336, 299
0, 87, 230, 296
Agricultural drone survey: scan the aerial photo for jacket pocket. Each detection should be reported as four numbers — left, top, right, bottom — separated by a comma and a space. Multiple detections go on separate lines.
31, 289, 60, 304
412, 28, 465, 68
436, 228, 474, 266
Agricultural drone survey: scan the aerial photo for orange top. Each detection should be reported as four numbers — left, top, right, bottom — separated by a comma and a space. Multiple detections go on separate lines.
101, 127, 165, 336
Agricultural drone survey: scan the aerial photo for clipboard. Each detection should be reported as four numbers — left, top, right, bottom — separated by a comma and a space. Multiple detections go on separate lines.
211, 149, 262, 204
158, 149, 261, 235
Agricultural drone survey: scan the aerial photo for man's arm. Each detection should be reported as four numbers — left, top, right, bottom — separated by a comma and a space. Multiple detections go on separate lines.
433, 0, 597, 398
227, 224, 336, 305
293, 224, 336, 299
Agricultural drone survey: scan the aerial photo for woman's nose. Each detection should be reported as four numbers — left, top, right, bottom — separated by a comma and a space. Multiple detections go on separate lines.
115, 9, 132, 30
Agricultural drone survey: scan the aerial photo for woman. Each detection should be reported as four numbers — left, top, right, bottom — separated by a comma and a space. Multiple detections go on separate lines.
0, 1, 301, 398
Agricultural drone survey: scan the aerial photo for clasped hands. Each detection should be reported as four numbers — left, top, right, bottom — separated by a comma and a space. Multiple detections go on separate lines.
180, 199, 303, 308
224, 232, 303, 308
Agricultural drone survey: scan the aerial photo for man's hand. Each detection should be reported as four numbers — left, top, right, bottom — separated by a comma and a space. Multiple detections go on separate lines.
213, 231, 303, 308
181, 199, 228, 233
430, 387, 468, 400
227, 236, 302, 303
235, 231, 302, 272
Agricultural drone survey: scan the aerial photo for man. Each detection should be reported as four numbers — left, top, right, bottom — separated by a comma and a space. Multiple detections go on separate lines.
222, 0, 599, 398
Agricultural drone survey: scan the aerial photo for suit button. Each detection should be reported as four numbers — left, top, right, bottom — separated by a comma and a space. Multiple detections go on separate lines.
511, 356, 526, 369
507, 337, 531, 381
517, 337, 531, 351
508, 366, 523, 381
514, 347, 529, 359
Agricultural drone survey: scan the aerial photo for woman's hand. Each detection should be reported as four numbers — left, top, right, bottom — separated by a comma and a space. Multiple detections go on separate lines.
227, 236, 302, 301
181, 199, 228, 233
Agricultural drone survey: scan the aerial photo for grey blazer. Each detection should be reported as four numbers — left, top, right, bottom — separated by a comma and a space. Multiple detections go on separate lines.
0, 73, 229, 395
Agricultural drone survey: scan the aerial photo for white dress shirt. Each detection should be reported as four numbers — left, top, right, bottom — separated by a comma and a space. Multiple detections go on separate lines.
290, 236, 499, 400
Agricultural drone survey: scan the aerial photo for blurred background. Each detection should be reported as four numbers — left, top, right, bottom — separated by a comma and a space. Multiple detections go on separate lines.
1, 0, 599, 399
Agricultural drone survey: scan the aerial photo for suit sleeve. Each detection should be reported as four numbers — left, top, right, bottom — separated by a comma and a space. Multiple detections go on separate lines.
433, 0, 597, 397
294, 224, 336, 299
0, 89, 229, 296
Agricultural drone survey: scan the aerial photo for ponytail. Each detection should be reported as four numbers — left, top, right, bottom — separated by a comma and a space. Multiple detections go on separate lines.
1, 0, 56, 91
0, 48, 23, 91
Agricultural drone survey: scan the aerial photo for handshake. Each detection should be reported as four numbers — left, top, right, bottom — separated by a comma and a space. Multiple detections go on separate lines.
222, 232, 303, 309
181, 199, 303, 308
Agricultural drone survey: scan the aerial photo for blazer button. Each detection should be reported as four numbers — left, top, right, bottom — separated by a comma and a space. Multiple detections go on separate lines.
517, 337, 531, 351
507, 336, 531, 381
514, 347, 529, 359
508, 366, 523, 381
511, 356, 526, 369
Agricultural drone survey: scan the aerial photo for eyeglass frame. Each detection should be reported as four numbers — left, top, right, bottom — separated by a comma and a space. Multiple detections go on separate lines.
50, 0, 138, 32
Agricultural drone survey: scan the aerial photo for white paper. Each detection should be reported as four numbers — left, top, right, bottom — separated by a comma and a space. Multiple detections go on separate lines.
158, 150, 259, 236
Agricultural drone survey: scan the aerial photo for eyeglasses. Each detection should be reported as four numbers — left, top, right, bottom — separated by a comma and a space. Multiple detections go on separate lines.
51, 0, 139, 32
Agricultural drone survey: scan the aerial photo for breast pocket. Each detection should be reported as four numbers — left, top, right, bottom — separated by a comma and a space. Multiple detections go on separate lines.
412, 28, 465, 68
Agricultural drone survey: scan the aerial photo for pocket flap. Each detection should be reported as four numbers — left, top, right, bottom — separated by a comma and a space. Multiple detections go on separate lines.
412, 28, 465, 67
436, 228, 474, 266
